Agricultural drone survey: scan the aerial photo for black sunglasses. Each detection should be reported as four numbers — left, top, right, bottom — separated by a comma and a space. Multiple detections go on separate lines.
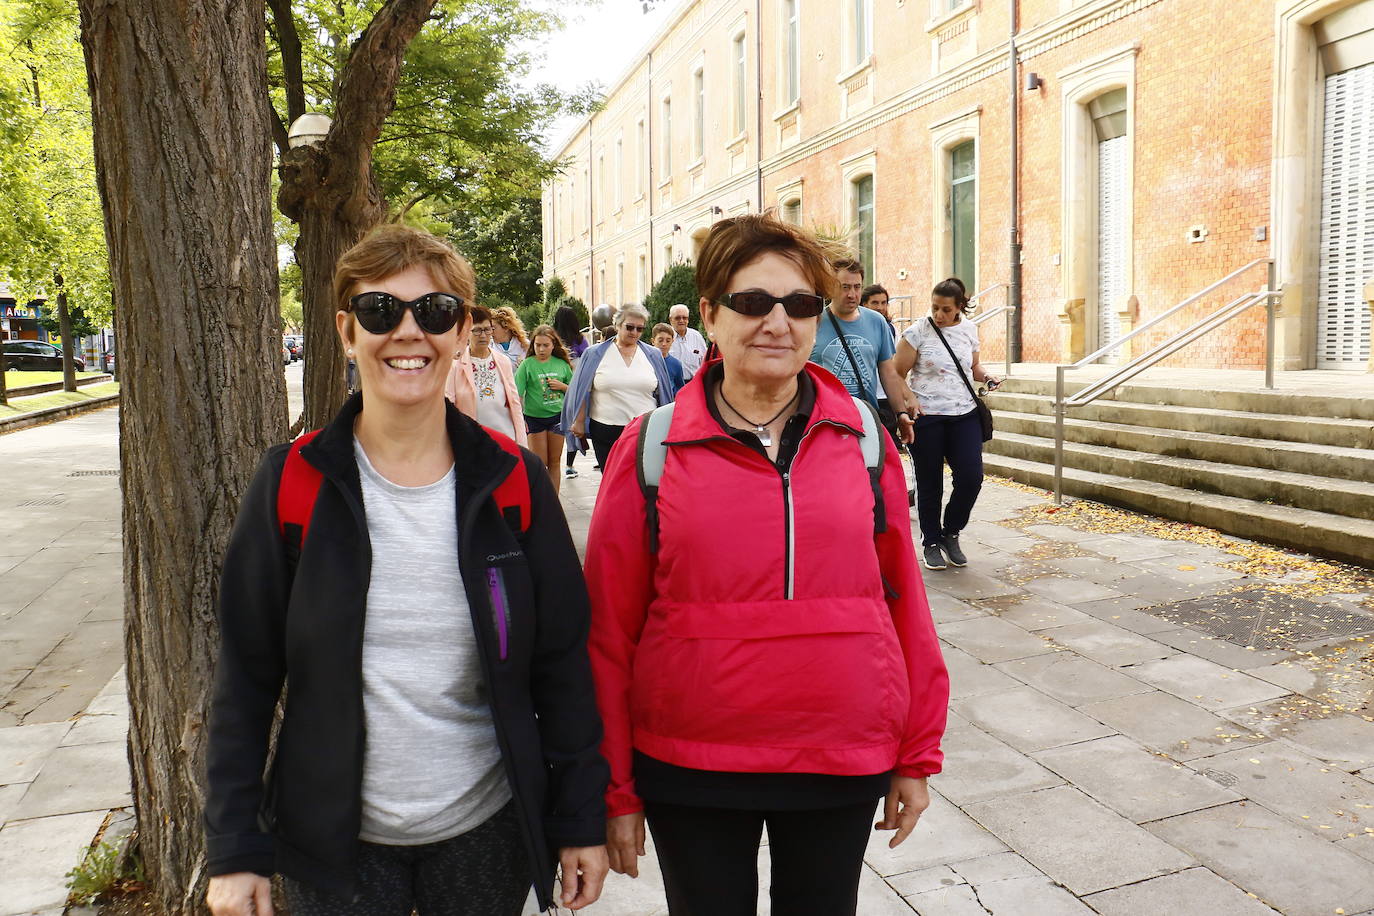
718, 291, 825, 319
348, 292, 466, 335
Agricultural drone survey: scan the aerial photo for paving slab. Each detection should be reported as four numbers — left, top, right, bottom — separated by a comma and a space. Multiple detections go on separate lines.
1043, 620, 1177, 667
1127, 556, 1247, 586
932, 726, 1063, 806
925, 569, 1024, 601
970, 876, 1095, 914
0, 809, 107, 915
11, 741, 131, 820
1127, 655, 1292, 711
992, 596, 1095, 631
0, 722, 70, 786
60, 712, 127, 747
1073, 534, 1175, 562
1032, 735, 1241, 823
863, 791, 1006, 876
1221, 698, 1374, 771
1020, 576, 1124, 605
900, 882, 987, 915
1147, 801, 1374, 916
1044, 556, 1140, 586
935, 616, 1055, 664
948, 851, 1043, 884
1149, 628, 1293, 669
964, 786, 1194, 896
886, 863, 965, 896
1083, 867, 1281, 915
1188, 743, 1374, 835
1022, 524, 1106, 545
927, 590, 987, 623
952, 687, 1116, 753
1339, 833, 1374, 865
854, 863, 920, 916
1072, 598, 1179, 634
1078, 691, 1269, 761
941, 646, 1022, 700
993, 653, 1154, 707
0, 783, 27, 826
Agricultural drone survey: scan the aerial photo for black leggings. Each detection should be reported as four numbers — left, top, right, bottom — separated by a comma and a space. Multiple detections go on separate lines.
588, 417, 627, 469
911, 409, 984, 547
644, 799, 876, 916
282, 803, 531, 916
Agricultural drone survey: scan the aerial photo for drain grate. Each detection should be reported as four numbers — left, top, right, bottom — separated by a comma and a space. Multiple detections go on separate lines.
1151, 587, 1374, 649
67, 469, 120, 477
15, 495, 67, 508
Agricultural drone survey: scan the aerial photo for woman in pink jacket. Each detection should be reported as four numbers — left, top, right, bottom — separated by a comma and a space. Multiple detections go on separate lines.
585, 214, 949, 915
445, 305, 528, 447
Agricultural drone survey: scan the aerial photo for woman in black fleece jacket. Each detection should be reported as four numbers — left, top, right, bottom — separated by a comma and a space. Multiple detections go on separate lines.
204, 225, 608, 915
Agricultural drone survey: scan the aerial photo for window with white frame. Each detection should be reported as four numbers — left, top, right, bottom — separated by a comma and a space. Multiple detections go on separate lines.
583, 167, 590, 227
661, 97, 672, 175
638, 254, 647, 299
783, 0, 800, 105
617, 261, 625, 305
663, 243, 674, 273
614, 137, 623, 210
597, 154, 605, 218
782, 197, 802, 225
637, 119, 646, 196
852, 174, 875, 274
733, 34, 748, 137
693, 68, 705, 160
949, 140, 976, 284
852, 0, 872, 65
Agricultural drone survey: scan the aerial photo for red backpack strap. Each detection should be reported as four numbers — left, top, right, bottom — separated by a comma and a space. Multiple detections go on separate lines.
486, 432, 532, 534
277, 430, 324, 562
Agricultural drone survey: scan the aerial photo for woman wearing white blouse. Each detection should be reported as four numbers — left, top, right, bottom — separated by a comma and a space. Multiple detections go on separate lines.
566, 305, 673, 469
893, 278, 1000, 572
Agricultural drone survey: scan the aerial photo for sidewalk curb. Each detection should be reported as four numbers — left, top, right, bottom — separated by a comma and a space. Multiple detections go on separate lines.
0, 394, 120, 436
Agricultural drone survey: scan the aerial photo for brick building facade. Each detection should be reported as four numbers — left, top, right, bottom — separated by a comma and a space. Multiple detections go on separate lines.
543, 0, 1374, 372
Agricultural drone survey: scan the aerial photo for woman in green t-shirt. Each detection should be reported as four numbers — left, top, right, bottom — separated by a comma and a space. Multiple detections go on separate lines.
515, 325, 574, 493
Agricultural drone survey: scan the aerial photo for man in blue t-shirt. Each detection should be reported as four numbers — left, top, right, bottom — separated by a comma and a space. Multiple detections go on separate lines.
810, 258, 916, 443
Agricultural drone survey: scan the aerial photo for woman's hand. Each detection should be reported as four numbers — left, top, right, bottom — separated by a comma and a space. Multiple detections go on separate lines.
558, 845, 610, 909
606, 812, 646, 878
571, 422, 586, 440
875, 776, 930, 848
549, 379, 570, 392
897, 411, 915, 444
206, 873, 273, 916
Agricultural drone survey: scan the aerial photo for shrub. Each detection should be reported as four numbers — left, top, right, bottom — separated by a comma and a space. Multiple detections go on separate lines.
643, 261, 700, 329
554, 295, 589, 329
542, 276, 566, 309
66, 838, 144, 904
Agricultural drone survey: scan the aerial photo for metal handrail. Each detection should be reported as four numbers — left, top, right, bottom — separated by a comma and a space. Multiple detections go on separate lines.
968, 282, 1006, 308
1068, 257, 1271, 369
972, 304, 1014, 378
1051, 259, 1278, 504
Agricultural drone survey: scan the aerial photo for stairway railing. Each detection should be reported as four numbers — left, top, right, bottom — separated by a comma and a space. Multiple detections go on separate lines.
970, 283, 1012, 378
1052, 258, 1278, 504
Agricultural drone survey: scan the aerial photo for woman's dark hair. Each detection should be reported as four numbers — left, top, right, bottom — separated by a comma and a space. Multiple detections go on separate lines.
696, 213, 840, 306
552, 305, 583, 346
467, 304, 493, 325
932, 277, 970, 314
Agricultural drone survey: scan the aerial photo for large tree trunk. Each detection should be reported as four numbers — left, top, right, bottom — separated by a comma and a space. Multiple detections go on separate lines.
56, 287, 76, 392
77, 2, 284, 912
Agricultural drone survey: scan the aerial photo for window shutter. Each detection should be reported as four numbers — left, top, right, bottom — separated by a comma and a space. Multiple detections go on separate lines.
1318, 62, 1374, 369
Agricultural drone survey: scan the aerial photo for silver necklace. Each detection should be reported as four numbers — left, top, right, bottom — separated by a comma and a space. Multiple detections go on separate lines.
718, 384, 797, 448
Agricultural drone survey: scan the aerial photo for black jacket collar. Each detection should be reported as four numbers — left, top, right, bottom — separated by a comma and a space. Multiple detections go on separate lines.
300, 392, 517, 491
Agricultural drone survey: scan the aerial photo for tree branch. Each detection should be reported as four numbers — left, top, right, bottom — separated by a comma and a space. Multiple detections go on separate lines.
326, 0, 438, 206
267, 0, 306, 124
392, 190, 435, 221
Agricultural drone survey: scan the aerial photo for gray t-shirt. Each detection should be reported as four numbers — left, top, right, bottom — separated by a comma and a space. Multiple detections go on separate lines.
354, 439, 511, 845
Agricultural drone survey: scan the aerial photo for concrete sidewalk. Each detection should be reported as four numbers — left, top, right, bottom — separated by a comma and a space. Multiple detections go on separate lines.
2, 391, 1372, 914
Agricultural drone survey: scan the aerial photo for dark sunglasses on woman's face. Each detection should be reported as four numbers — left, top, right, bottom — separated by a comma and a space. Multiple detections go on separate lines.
718, 291, 825, 319
348, 292, 466, 335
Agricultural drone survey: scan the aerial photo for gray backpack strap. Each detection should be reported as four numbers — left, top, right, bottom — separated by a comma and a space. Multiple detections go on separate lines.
852, 396, 888, 534
636, 403, 676, 552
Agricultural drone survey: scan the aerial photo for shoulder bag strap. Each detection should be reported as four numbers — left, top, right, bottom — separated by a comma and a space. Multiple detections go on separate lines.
928, 316, 978, 400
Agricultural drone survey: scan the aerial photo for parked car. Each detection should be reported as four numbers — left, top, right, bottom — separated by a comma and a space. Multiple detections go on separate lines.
283, 336, 302, 361
3, 340, 86, 371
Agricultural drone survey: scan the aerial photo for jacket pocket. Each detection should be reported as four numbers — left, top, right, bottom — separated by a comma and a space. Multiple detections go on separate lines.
632, 596, 908, 752
485, 567, 514, 661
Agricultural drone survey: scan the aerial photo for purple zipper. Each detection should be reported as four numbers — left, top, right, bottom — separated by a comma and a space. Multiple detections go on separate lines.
486, 568, 511, 660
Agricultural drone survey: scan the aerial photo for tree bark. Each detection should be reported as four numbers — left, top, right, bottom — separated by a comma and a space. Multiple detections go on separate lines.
275, 0, 437, 430
56, 285, 76, 393
76, 1, 284, 912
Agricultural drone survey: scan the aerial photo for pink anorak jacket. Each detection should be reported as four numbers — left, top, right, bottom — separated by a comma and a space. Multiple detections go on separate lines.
445, 348, 528, 447
586, 362, 949, 817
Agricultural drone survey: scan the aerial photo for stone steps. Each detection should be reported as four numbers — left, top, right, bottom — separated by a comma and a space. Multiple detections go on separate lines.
977, 380, 1374, 565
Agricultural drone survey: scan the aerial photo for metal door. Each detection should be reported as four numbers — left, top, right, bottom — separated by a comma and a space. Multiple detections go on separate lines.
1318, 61, 1374, 368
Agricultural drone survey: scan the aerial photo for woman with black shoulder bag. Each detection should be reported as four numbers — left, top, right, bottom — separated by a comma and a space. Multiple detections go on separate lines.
893, 278, 1001, 572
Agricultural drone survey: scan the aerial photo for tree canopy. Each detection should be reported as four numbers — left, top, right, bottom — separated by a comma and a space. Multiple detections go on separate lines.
0, 0, 110, 322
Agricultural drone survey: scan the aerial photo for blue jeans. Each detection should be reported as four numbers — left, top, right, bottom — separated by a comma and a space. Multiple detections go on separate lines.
912, 409, 984, 547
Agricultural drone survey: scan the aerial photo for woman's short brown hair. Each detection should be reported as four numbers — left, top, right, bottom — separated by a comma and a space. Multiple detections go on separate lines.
333, 223, 476, 314
695, 213, 840, 306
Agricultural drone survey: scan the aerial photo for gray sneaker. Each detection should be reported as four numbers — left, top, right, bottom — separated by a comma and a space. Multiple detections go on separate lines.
922, 545, 948, 570
941, 534, 968, 567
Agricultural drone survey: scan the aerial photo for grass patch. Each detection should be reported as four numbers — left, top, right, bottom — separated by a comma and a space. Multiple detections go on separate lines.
0, 382, 118, 419
4, 370, 105, 388
66, 837, 145, 905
